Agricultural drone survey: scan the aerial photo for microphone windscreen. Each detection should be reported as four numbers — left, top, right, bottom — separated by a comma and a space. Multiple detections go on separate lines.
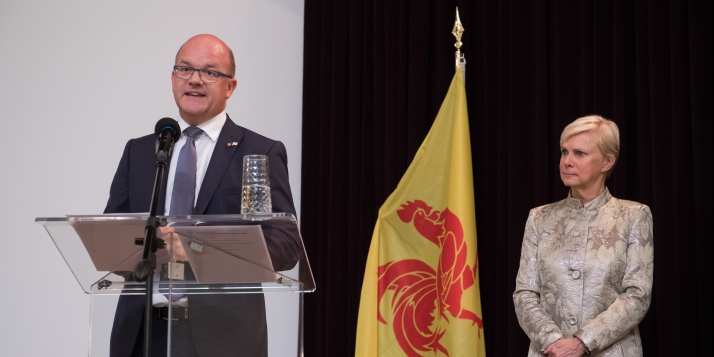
155, 117, 181, 141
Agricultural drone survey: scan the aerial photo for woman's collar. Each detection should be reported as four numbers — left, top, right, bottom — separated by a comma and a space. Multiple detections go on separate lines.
566, 187, 612, 210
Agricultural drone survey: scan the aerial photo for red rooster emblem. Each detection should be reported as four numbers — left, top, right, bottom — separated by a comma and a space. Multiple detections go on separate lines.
377, 200, 483, 356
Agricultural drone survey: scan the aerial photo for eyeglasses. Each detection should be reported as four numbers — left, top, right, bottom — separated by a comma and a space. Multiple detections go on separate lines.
173, 66, 232, 83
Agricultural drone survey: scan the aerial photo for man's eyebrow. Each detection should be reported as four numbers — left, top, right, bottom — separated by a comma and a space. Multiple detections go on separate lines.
176, 60, 220, 70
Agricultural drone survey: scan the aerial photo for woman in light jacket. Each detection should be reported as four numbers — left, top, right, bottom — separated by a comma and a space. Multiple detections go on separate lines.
514, 115, 653, 357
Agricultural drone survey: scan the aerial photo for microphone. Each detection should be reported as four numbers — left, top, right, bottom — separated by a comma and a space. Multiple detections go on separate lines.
155, 118, 181, 162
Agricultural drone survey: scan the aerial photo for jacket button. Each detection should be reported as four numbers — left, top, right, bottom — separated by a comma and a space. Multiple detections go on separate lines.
569, 317, 577, 325
571, 270, 581, 279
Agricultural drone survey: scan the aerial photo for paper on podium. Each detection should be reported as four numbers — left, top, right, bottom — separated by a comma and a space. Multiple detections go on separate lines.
70, 217, 171, 272
165, 225, 276, 284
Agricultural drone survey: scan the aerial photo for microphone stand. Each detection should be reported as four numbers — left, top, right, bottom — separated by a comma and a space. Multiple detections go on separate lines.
134, 130, 176, 357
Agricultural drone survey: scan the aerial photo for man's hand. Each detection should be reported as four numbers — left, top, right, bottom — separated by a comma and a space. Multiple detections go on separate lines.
169, 232, 189, 262
159, 227, 189, 262
543, 338, 586, 357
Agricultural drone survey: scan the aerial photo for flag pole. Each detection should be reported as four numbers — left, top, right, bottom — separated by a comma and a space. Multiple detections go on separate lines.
452, 7, 466, 81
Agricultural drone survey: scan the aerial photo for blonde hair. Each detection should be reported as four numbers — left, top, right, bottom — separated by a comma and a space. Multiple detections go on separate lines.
560, 115, 620, 177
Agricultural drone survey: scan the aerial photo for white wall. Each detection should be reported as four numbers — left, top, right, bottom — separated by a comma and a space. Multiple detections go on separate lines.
0, 0, 304, 355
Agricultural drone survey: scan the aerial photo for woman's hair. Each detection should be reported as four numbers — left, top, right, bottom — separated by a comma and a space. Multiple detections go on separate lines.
560, 115, 620, 177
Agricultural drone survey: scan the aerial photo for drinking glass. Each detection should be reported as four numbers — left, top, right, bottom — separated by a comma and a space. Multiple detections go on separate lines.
241, 155, 272, 213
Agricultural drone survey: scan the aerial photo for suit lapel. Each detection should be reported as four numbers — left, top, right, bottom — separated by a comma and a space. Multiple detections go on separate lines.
193, 116, 244, 214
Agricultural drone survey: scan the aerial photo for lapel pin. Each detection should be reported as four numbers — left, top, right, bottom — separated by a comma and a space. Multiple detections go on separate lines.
227, 142, 238, 147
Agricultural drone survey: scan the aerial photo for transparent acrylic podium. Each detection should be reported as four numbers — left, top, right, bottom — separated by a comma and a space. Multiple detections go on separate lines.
35, 213, 315, 357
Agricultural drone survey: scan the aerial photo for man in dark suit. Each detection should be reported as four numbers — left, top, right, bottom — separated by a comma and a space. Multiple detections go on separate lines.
104, 34, 300, 357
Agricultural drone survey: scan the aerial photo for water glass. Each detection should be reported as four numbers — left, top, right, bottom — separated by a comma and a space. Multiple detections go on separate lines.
242, 155, 272, 213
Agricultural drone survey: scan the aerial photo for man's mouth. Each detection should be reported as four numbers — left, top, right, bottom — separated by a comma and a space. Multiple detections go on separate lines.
185, 92, 205, 97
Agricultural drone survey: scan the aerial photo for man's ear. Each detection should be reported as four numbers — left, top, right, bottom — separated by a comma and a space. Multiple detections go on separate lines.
225, 78, 238, 99
171, 70, 175, 85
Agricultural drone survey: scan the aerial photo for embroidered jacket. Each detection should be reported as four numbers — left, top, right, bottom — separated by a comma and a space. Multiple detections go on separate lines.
514, 188, 653, 356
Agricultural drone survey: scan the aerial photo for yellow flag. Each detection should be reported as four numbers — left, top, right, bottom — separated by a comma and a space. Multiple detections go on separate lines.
355, 70, 485, 357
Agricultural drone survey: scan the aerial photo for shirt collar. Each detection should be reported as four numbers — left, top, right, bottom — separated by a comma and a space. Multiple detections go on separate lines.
566, 187, 612, 210
177, 110, 227, 143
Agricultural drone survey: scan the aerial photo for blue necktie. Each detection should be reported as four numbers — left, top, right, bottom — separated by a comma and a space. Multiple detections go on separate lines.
170, 126, 204, 215
165, 127, 203, 303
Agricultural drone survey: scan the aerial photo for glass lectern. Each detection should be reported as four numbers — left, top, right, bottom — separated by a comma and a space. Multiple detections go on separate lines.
36, 213, 314, 356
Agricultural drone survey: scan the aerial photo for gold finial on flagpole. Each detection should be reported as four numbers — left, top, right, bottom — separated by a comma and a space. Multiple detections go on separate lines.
452, 7, 465, 70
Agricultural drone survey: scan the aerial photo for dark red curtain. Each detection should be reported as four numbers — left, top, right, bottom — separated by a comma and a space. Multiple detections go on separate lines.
300, 1, 712, 355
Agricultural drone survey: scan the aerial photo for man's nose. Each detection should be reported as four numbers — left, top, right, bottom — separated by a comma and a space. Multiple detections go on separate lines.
188, 70, 202, 84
